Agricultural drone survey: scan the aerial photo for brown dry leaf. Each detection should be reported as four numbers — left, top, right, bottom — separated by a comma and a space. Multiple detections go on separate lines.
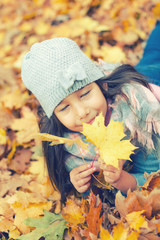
115, 190, 153, 219
8, 148, 32, 173
147, 188, 160, 214
142, 172, 160, 192
0, 172, 29, 197
116, 186, 160, 221
0, 106, 14, 129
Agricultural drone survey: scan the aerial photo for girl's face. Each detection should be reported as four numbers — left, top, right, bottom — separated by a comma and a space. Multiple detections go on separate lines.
54, 82, 107, 132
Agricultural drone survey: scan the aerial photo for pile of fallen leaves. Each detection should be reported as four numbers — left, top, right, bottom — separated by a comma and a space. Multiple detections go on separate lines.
0, 0, 160, 239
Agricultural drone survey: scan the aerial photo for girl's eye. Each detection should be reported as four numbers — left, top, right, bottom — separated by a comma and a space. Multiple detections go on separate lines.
60, 105, 69, 111
80, 90, 90, 98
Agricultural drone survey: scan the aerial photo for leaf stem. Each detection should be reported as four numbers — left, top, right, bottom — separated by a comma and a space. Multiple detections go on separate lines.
76, 144, 111, 189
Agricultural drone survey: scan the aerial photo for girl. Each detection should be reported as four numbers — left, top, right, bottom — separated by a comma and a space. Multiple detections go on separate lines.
21, 27, 160, 203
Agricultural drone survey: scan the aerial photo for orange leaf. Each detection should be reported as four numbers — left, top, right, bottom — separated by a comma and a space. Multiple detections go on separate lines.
83, 191, 103, 237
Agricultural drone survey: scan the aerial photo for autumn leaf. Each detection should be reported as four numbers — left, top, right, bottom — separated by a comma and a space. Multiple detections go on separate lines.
0, 128, 8, 145
83, 191, 103, 238
7, 191, 52, 234
115, 190, 152, 219
18, 210, 67, 240
38, 132, 89, 150
8, 148, 32, 173
11, 106, 39, 144
99, 223, 139, 240
125, 210, 148, 231
0, 88, 29, 110
82, 113, 136, 168
142, 171, 160, 192
92, 170, 113, 190
99, 226, 112, 240
62, 198, 86, 235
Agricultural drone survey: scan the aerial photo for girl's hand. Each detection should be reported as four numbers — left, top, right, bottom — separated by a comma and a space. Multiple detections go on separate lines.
101, 159, 124, 185
69, 164, 97, 193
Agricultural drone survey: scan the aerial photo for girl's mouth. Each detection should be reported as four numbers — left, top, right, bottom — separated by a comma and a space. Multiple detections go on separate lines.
86, 117, 95, 125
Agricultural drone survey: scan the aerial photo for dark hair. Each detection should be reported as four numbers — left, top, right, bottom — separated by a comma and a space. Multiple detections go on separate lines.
38, 64, 150, 203
37, 106, 73, 203
96, 64, 150, 99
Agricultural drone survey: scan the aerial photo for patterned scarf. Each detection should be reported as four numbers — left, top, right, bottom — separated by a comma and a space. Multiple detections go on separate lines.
64, 82, 160, 173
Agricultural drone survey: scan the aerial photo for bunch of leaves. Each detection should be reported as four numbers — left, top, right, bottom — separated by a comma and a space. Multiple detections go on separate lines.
14, 173, 160, 240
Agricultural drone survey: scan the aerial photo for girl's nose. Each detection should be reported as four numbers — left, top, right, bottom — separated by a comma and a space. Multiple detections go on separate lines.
75, 103, 89, 119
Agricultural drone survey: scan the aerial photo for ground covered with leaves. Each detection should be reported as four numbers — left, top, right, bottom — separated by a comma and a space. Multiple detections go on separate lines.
0, 0, 160, 239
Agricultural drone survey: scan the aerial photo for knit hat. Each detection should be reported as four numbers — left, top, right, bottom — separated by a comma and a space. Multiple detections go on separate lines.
21, 37, 115, 118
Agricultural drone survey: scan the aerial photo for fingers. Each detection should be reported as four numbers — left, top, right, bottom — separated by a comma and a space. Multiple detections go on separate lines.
75, 176, 92, 193
92, 161, 101, 171
70, 164, 97, 193
103, 169, 121, 183
71, 164, 96, 179
101, 160, 123, 184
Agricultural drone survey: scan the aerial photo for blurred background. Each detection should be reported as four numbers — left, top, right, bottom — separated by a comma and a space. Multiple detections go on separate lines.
0, 0, 160, 238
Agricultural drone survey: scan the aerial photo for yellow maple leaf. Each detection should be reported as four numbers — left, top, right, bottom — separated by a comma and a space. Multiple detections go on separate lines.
99, 223, 138, 240
82, 113, 136, 169
38, 132, 89, 151
62, 198, 86, 236
62, 199, 86, 225
125, 210, 148, 232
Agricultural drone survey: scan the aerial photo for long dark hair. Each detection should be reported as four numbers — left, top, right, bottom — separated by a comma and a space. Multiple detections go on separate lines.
37, 106, 73, 203
38, 64, 150, 203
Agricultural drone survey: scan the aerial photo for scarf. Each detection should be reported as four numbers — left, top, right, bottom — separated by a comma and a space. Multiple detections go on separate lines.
64, 82, 160, 173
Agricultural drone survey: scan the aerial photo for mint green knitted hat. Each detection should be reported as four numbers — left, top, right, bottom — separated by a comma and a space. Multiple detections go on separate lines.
21, 37, 113, 118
